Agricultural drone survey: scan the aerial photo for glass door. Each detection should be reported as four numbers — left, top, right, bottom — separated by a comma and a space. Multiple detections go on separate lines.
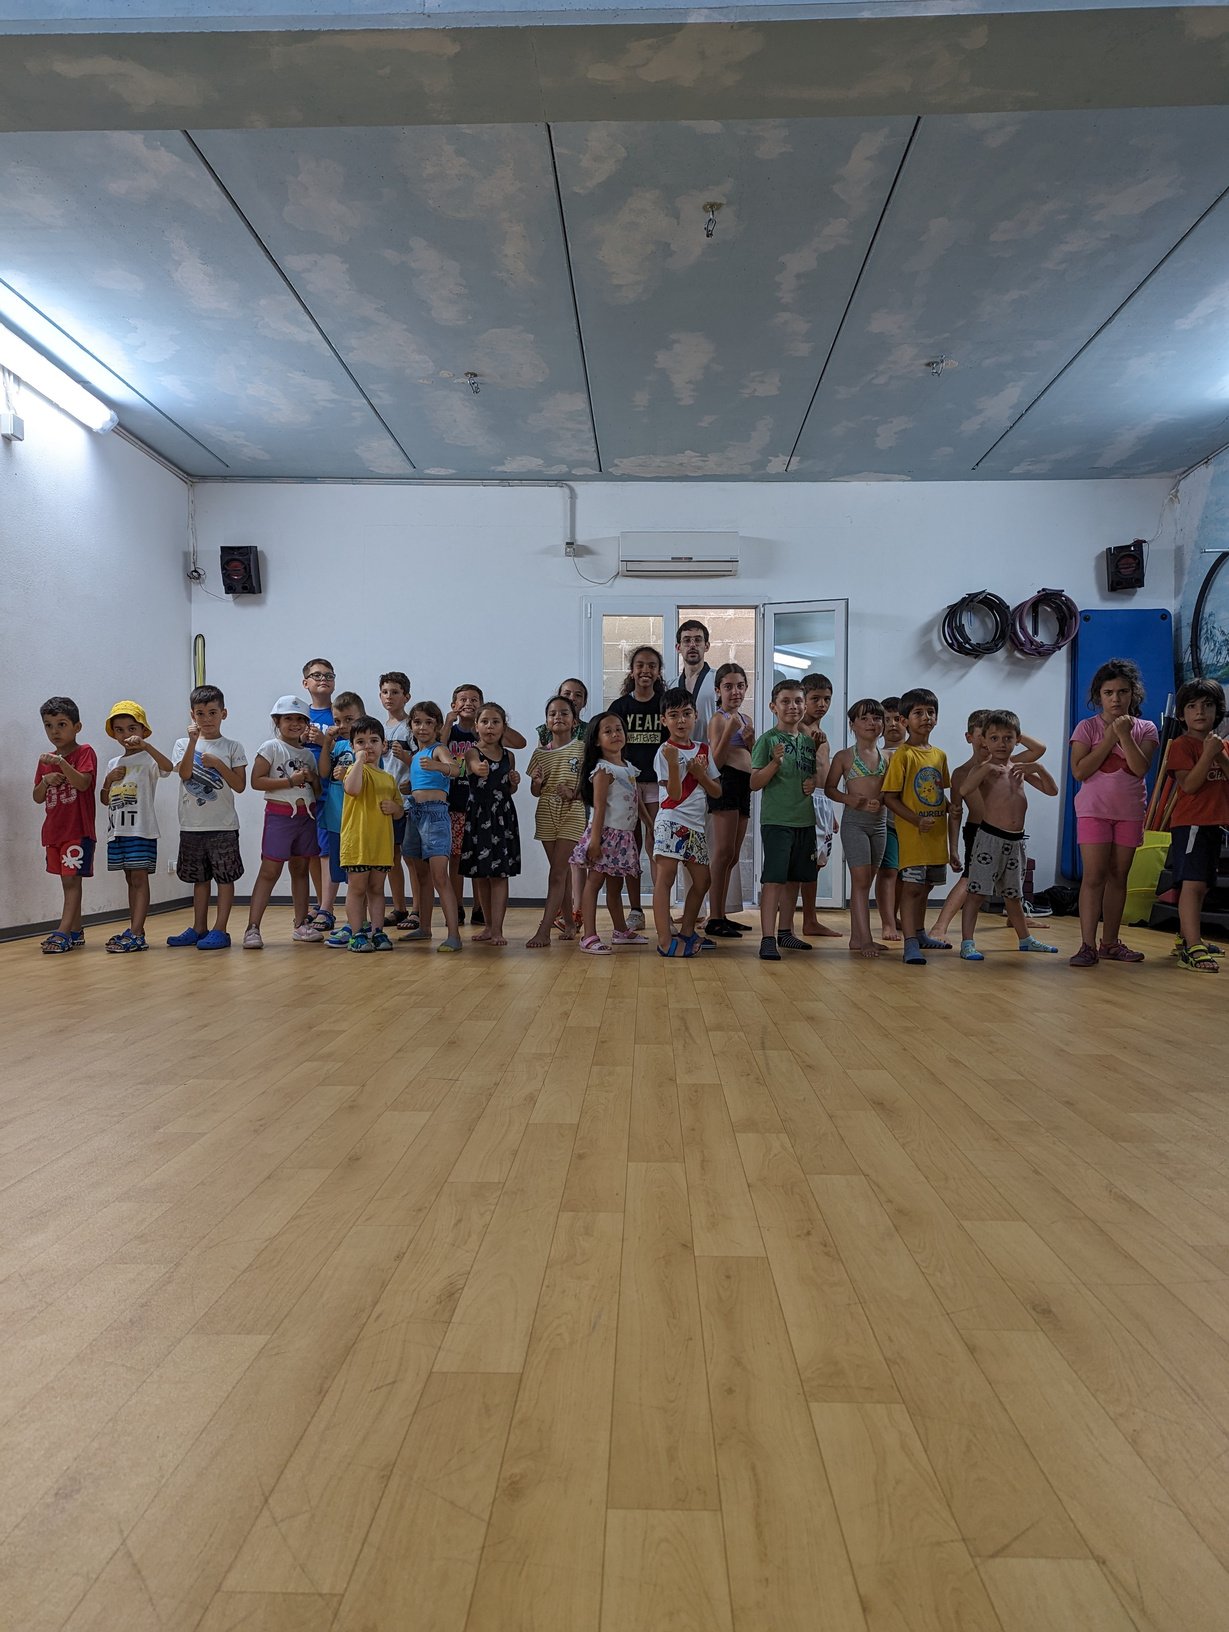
757, 600, 848, 908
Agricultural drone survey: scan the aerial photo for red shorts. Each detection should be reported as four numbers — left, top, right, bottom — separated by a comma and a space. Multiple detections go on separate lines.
45, 837, 95, 878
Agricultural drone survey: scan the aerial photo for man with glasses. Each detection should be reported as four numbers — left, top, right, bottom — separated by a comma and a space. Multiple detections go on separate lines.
301, 658, 337, 924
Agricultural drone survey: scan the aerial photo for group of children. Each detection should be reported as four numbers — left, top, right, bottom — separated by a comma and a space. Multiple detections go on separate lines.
30, 630, 1229, 971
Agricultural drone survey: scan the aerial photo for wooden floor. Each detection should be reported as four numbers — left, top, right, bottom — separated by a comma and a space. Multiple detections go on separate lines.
4, 906, 1229, 1631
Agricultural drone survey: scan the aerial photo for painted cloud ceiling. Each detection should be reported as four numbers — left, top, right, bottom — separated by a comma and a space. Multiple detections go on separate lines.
1, 107, 1228, 480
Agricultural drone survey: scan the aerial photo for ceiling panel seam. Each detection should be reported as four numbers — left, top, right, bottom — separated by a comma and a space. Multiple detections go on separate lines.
0, 272, 230, 470
972, 175, 1229, 472
785, 116, 920, 473
181, 129, 419, 472
546, 122, 603, 474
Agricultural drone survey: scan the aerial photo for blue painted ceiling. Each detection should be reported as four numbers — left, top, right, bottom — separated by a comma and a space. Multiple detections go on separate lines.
2, 106, 1229, 480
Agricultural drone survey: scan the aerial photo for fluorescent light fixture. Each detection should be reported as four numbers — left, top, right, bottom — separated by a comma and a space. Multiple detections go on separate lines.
773, 650, 811, 670
0, 319, 117, 433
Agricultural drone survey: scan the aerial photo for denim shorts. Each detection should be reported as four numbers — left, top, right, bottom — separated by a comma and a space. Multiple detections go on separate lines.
403, 800, 452, 860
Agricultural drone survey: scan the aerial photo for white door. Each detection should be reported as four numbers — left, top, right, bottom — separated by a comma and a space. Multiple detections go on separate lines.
757, 600, 848, 909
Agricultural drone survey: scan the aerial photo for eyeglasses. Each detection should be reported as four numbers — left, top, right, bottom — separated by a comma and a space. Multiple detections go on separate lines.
305, 671, 335, 682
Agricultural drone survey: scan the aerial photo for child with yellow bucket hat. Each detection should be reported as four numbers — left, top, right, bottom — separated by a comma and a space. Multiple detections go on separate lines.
100, 701, 174, 952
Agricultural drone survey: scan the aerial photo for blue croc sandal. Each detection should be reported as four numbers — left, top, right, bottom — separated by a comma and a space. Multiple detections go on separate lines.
658, 936, 682, 957
41, 931, 72, 954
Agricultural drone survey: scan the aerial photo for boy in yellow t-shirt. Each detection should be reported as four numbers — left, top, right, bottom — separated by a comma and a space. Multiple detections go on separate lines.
341, 716, 402, 953
881, 687, 956, 966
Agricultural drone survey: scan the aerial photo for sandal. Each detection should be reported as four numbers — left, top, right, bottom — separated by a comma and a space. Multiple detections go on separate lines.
657, 937, 682, 957
580, 934, 612, 955
682, 933, 703, 957
310, 908, 335, 932
41, 930, 73, 954
1179, 940, 1219, 973
1099, 939, 1144, 963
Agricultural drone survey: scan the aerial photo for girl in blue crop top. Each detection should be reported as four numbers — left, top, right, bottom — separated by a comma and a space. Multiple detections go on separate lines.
400, 703, 464, 951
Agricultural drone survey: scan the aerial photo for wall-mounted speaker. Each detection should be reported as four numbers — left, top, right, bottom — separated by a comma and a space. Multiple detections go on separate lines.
1106, 541, 1147, 593
220, 545, 262, 596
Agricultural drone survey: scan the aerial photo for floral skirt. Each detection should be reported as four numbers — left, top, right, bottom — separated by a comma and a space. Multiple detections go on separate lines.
570, 824, 641, 877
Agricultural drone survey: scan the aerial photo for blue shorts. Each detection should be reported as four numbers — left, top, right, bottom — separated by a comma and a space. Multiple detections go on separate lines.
315, 806, 331, 860
325, 827, 345, 885
108, 835, 157, 873
402, 800, 451, 861
392, 814, 407, 852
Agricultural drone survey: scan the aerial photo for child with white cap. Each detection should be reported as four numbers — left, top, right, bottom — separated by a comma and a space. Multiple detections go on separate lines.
99, 700, 174, 953
244, 695, 323, 949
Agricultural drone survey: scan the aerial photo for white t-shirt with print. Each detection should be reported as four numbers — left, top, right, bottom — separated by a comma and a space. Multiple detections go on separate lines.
595, 760, 640, 832
172, 733, 247, 832
654, 740, 711, 826
255, 737, 318, 811
104, 751, 169, 841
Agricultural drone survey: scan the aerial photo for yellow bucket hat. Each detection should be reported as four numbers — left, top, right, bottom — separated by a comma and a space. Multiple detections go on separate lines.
105, 700, 152, 739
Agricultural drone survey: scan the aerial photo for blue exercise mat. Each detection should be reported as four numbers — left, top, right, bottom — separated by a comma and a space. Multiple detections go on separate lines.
1061, 607, 1174, 880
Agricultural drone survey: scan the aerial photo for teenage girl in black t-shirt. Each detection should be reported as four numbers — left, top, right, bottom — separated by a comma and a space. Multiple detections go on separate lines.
608, 646, 665, 930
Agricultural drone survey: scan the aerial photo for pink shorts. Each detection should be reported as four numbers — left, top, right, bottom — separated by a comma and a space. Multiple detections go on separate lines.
1077, 816, 1144, 849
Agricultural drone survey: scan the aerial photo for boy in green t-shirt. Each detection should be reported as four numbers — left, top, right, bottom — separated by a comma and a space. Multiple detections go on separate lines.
750, 680, 819, 961
881, 686, 955, 966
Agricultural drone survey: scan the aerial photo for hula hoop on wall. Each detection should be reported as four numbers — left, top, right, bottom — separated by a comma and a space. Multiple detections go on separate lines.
1191, 551, 1229, 678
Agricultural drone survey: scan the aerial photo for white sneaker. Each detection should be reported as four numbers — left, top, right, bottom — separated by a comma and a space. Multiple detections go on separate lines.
292, 922, 324, 942
626, 909, 646, 932
242, 926, 263, 950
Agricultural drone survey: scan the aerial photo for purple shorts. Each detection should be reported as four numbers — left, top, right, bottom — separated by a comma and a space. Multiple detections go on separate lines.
262, 805, 319, 861
1077, 815, 1144, 850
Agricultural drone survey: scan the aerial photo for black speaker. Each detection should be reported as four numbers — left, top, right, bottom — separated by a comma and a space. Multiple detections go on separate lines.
1106, 541, 1146, 593
220, 545, 261, 596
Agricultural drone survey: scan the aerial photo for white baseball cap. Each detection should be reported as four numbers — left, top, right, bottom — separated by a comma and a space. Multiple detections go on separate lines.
271, 694, 311, 716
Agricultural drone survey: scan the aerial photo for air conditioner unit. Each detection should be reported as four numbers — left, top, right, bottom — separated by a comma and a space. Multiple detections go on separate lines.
618, 531, 740, 579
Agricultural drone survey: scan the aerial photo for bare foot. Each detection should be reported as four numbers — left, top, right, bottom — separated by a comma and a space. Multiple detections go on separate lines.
527, 931, 551, 948
558, 925, 576, 941
487, 935, 507, 946
472, 930, 492, 942
881, 927, 902, 942
803, 920, 844, 938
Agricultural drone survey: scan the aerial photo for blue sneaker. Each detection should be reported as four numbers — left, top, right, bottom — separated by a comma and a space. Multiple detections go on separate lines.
196, 929, 231, 950
325, 925, 353, 949
371, 929, 394, 951
166, 926, 201, 947
349, 933, 374, 953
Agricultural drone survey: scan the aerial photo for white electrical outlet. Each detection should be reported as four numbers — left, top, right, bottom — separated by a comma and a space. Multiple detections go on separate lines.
0, 411, 25, 441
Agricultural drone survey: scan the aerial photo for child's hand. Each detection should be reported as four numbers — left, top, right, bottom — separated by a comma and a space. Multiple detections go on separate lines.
508, 769, 521, 793
392, 741, 412, 763
474, 758, 490, 779
586, 836, 602, 864
530, 771, 545, 795
663, 741, 679, 765
802, 776, 816, 796
918, 813, 936, 833
199, 752, 221, 772
771, 741, 786, 764
124, 734, 147, 753
559, 781, 576, 803
817, 852, 827, 870
306, 723, 327, 746
949, 848, 962, 871
288, 768, 308, 787
332, 764, 347, 781
42, 770, 66, 787
187, 721, 200, 740
379, 798, 401, 815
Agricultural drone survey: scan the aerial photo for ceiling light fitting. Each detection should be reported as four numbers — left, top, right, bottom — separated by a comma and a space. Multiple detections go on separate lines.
925, 355, 958, 378
703, 202, 723, 239
464, 372, 481, 395
0, 321, 117, 433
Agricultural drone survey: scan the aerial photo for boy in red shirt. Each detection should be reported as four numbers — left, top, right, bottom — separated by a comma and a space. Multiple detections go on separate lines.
33, 696, 97, 953
1167, 678, 1229, 972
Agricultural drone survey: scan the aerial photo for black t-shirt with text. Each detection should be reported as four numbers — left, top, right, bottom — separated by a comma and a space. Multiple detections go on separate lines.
610, 692, 666, 784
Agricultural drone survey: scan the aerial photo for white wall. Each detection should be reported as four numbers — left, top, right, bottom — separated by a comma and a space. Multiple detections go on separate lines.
2, 393, 189, 931
192, 475, 1171, 900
